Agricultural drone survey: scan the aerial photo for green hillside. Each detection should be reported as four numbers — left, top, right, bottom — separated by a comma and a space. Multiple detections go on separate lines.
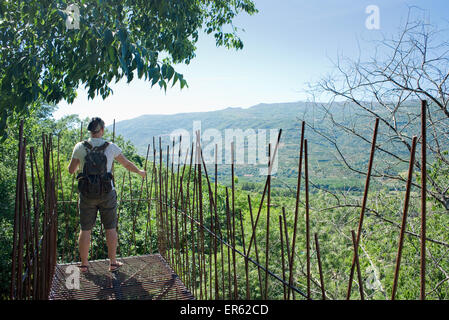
110, 101, 417, 193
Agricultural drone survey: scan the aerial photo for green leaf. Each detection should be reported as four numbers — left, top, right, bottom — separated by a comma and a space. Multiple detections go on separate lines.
103, 29, 113, 46
165, 65, 174, 82
161, 64, 168, 78
151, 73, 160, 87
171, 72, 179, 88
108, 46, 116, 62
180, 78, 188, 89
159, 79, 167, 92
119, 55, 128, 74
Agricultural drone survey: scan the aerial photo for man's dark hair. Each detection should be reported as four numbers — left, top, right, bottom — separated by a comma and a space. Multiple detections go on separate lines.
87, 117, 105, 133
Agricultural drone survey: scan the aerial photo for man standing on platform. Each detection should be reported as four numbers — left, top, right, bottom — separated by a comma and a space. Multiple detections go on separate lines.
68, 117, 146, 272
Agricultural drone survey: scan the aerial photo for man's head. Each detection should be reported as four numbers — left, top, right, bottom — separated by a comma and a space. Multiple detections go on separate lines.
87, 117, 105, 138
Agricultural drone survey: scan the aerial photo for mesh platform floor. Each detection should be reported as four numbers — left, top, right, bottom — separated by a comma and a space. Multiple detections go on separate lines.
49, 254, 194, 300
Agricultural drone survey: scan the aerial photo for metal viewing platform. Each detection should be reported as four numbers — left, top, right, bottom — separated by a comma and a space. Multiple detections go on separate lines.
49, 254, 194, 300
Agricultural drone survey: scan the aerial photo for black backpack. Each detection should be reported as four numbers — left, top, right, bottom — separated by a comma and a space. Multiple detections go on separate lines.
76, 141, 113, 198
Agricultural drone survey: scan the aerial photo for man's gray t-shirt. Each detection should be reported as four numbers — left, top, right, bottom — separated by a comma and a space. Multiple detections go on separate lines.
71, 138, 122, 188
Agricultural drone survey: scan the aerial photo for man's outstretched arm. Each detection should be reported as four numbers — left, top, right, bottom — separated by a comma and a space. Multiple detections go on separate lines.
115, 154, 146, 178
68, 158, 80, 175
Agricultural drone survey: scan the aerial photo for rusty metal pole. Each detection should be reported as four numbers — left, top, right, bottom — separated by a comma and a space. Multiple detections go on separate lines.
218, 202, 226, 300
144, 148, 157, 252
183, 180, 191, 291
32, 144, 44, 207
31, 148, 42, 298
350, 230, 364, 300
71, 122, 83, 261
219, 198, 226, 299
239, 209, 250, 299
116, 172, 126, 257
314, 233, 326, 300
24, 152, 33, 299
281, 208, 291, 269
159, 138, 164, 257
29, 146, 38, 299
289, 121, 305, 300
49, 139, 58, 295
391, 136, 417, 300
41, 140, 47, 299
166, 145, 172, 265
59, 136, 69, 262
196, 132, 207, 300
180, 181, 187, 285
304, 139, 311, 299
41, 133, 55, 299
231, 142, 238, 299
185, 142, 194, 294
196, 141, 218, 300
246, 130, 282, 259
132, 144, 151, 253
19, 144, 27, 299
209, 191, 213, 300
169, 141, 176, 270
23, 139, 32, 298
264, 143, 272, 300
192, 133, 200, 298
56, 135, 65, 262
225, 187, 232, 299
214, 144, 219, 299
198, 143, 221, 300
420, 100, 427, 300
33, 194, 40, 299
281, 207, 294, 299
126, 169, 133, 257
42, 135, 50, 298
194, 159, 202, 299
10, 120, 24, 299
190, 167, 197, 298
50, 135, 56, 188
174, 148, 182, 278
248, 195, 264, 298
347, 117, 379, 299
158, 137, 165, 256
199, 145, 216, 299
279, 215, 287, 300
18, 136, 28, 299
175, 136, 183, 276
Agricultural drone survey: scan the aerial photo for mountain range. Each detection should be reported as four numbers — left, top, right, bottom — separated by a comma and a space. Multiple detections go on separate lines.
109, 101, 416, 191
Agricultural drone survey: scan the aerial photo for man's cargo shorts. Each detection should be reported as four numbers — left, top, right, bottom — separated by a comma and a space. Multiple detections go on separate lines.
78, 190, 118, 231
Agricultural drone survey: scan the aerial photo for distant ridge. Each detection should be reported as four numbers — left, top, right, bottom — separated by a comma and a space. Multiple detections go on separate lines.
108, 100, 417, 189
109, 101, 314, 152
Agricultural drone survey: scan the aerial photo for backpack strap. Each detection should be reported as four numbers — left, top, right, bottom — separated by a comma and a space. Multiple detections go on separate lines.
93, 142, 110, 152
81, 141, 92, 175
82, 141, 93, 150
82, 141, 93, 156
82, 141, 109, 152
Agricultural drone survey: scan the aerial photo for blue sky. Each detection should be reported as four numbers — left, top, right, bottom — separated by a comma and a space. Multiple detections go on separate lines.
53, 0, 449, 126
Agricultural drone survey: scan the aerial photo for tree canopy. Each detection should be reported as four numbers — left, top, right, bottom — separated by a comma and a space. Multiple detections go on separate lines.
0, 0, 257, 139
307, 15, 449, 211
